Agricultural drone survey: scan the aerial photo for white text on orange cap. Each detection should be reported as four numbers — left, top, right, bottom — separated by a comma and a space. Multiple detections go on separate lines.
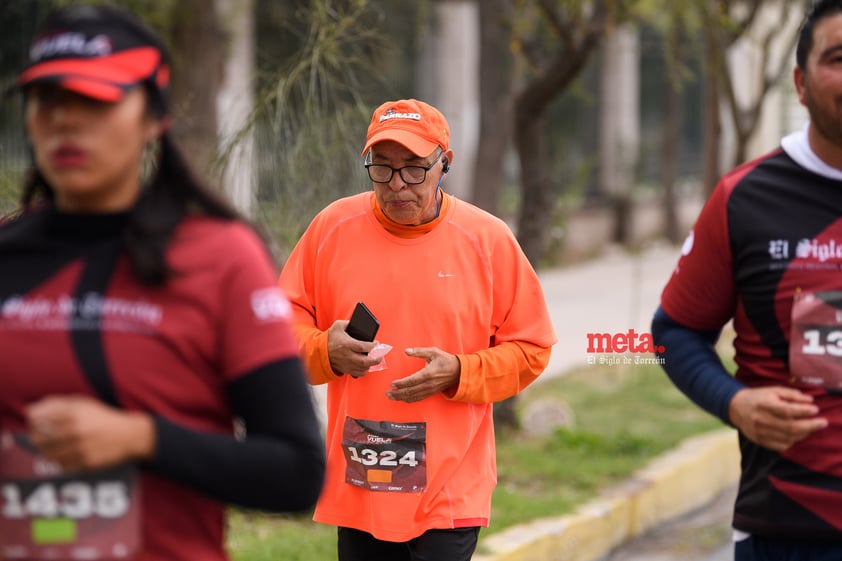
379, 111, 421, 122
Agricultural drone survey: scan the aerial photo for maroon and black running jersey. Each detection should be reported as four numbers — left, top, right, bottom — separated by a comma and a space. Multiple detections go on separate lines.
0, 209, 301, 560
662, 143, 842, 539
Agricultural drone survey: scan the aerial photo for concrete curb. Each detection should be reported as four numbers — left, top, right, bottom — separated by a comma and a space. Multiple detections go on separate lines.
473, 428, 740, 561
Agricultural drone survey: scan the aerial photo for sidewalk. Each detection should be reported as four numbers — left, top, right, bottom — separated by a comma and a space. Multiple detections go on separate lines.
537, 240, 680, 381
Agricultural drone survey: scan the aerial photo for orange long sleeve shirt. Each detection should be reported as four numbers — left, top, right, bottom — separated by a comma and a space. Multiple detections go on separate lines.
279, 192, 556, 541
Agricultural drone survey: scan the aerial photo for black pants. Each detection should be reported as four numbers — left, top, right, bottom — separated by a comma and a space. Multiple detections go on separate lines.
337, 526, 480, 561
735, 535, 842, 561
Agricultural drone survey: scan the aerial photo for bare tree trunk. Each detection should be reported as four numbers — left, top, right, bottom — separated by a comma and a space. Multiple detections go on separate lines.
216, 0, 255, 217
662, 87, 682, 242
599, 24, 640, 246
471, 0, 513, 215
496, 0, 611, 433
511, 18, 607, 263
169, 0, 225, 181
734, 130, 750, 168
701, 37, 721, 198
661, 23, 684, 243
421, 0, 479, 200
515, 112, 552, 265
494, 105, 550, 433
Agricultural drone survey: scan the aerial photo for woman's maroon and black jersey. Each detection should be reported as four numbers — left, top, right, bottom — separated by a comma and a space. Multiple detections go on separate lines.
660, 127, 842, 539
0, 208, 324, 561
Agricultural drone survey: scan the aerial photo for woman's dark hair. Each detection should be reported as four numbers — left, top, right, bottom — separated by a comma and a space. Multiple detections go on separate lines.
125, 131, 245, 286
797, 0, 842, 70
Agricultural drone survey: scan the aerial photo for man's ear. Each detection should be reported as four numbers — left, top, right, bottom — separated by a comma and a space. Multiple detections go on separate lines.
794, 66, 807, 105
443, 149, 454, 172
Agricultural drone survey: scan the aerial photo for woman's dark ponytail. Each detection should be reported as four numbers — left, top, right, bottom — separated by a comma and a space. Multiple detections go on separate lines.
123, 131, 243, 286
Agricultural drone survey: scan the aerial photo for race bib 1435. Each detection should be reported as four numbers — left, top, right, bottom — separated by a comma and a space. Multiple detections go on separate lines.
0, 432, 141, 560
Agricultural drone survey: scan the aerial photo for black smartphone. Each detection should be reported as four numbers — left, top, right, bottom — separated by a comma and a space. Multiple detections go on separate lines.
346, 302, 379, 342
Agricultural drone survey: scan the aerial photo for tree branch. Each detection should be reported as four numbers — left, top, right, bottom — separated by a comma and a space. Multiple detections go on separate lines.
538, 0, 570, 38
725, 0, 762, 46
514, 0, 611, 118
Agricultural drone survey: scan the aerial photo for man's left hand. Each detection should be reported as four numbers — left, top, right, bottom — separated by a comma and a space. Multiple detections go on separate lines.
386, 347, 460, 403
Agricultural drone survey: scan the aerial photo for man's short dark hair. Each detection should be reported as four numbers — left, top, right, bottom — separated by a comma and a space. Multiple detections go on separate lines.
797, 0, 842, 69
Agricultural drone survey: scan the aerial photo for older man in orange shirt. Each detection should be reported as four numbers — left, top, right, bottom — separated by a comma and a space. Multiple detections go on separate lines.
279, 98, 556, 561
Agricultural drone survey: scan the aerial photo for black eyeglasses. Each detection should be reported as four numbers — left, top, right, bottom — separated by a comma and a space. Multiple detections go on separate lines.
364, 151, 442, 185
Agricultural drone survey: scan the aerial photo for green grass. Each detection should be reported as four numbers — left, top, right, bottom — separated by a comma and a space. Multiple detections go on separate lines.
488, 364, 722, 533
226, 362, 724, 561
227, 511, 336, 561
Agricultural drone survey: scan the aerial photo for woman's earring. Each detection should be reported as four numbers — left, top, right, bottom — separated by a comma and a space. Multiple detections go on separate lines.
140, 137, 160, 184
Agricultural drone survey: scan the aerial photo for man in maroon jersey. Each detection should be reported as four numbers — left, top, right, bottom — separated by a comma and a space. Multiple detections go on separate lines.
653, 1, 842, 559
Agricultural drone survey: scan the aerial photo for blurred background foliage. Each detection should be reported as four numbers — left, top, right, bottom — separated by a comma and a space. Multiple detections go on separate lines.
248, 0, 422, 254
0, 0, 808, 265
0, 0, 427, 254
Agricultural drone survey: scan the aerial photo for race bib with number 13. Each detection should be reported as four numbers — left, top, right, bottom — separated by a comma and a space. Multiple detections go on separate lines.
790, 290, 842, 389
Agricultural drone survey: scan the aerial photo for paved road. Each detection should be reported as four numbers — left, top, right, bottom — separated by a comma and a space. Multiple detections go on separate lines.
601, 484, 737, 561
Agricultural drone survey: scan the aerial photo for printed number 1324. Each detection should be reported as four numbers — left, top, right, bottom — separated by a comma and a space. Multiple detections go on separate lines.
346, 448, 419, 468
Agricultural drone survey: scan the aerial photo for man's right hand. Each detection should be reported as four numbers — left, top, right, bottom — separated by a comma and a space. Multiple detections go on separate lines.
728, 386, 828, 452
327, 320, 382, 378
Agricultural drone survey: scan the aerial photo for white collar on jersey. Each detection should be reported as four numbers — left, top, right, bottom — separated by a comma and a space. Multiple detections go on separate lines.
781, 121, 842, 181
